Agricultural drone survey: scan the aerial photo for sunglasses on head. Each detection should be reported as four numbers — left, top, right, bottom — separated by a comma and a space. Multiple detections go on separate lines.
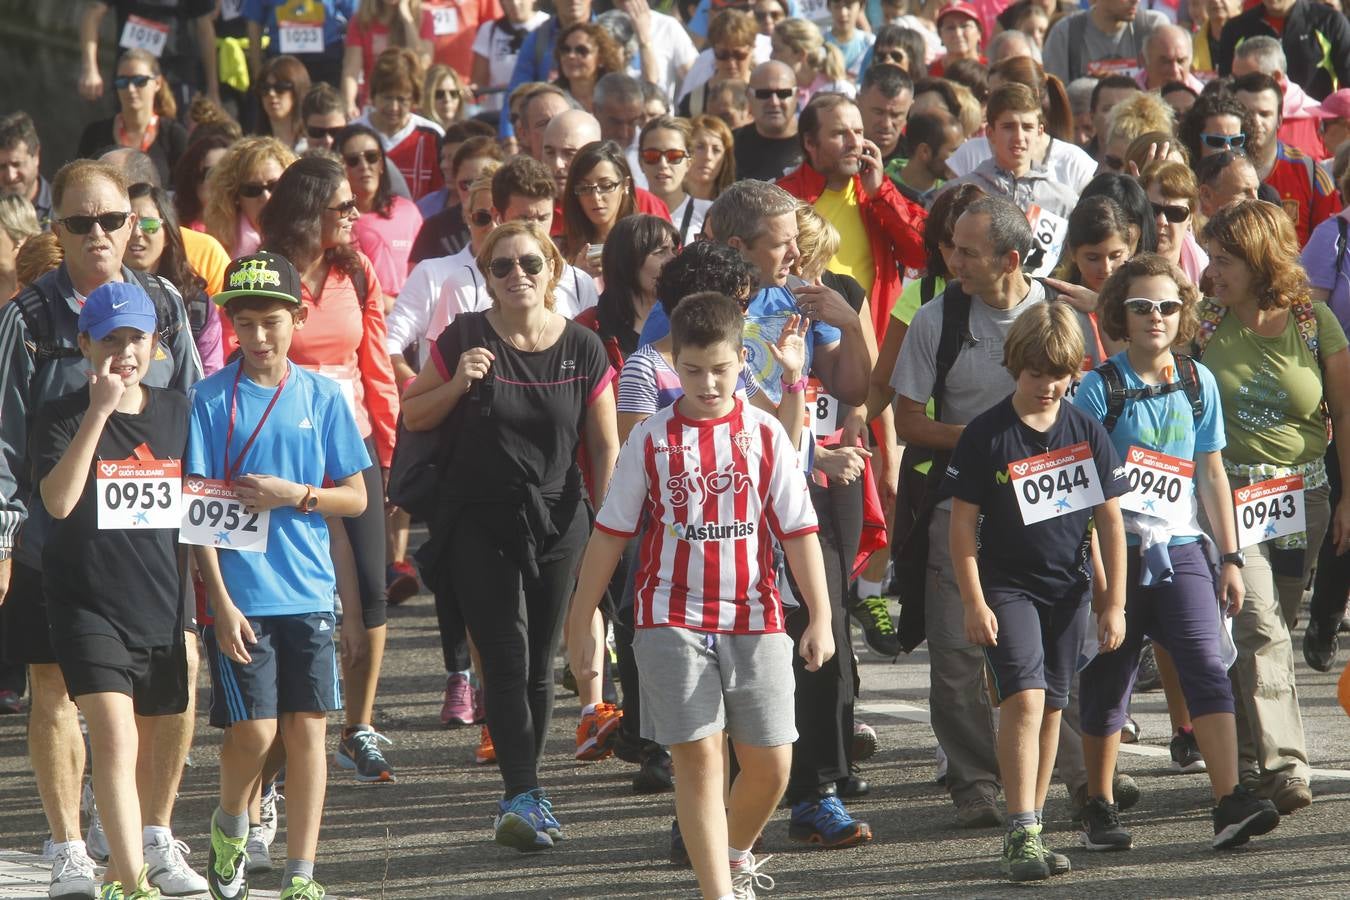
57, 211, 131, 235
1123, 298, 1183, 317
306, 124, 344, 141
641, 148, 690, 165
343, 150, 382, 168
714, 47, 751, 61
752, 87, 794, 101
560, 43, 593, 57
469, 209, 495, 227
261, 80, 294, 95
113, 74, 153, 90
1151, 201, 1190, 223
489, 254, 545, 278
238, 179, 279, 198
135, 216, 162, 235
1201, 132, 1245, 150
327, 198, 360, 216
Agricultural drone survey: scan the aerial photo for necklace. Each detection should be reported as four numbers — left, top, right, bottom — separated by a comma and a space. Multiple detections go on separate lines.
497, 309, 549, 352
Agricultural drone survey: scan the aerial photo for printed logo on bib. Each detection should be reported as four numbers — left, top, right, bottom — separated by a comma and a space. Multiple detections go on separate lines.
1119, 446, 1194, 523
1234, 475, 1305, 548
431, 5, 459, 34
1008, 441, 1105, 525
179, 478, 270, 553
1086, 58, 1142, 79
1022, 204, 1069, 277
96, 457, 182, 529
119, 15, 169, 56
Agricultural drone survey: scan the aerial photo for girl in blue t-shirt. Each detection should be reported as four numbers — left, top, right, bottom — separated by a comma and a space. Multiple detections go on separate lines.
1072, 253, 1281, 852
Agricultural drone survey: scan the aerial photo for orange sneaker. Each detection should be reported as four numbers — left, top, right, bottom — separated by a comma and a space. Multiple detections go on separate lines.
575, 702, 623, 761
475, 726, 496, 765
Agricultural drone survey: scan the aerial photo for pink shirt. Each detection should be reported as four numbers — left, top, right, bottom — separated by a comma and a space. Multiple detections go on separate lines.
351, 195, 423, 300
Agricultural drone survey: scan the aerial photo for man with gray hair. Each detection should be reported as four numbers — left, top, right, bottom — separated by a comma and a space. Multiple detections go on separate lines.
986, 28, 1039, 66
1231, 34, 1328, 160
594, 72, 651, 187
1136, 24, 1204, 92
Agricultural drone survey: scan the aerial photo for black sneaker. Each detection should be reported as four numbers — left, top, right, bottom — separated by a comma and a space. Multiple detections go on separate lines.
669, 818, 689, 867
633, 747, 674, 794
1302, 618, 1339, 672
1212, 785, 1280, 849
1079, 797, 1132, 851
334, 726, 395, 783
1170, 728, 1207, 773
1043, 847, 1071, 876
848, 588, 901, 657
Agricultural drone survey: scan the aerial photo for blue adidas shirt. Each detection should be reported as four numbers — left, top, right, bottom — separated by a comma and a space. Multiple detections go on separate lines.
186, 362, 371, 617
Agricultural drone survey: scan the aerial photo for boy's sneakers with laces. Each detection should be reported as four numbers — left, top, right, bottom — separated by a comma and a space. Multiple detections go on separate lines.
575, 702, 623, 761
1212, 785, 1280, 849
633, 746, 674, 793
244, 826, 271, 874
98, 863, 163, 899
475, 725, 496, 764
851, 721, 878, 762
787, 794, 873, 847
279, 875, 326, 899
143, 832, 208, 895
334, 726, 395, 783
207, 816, 248, 900
48, 840, 97, 899
82, 782, 109, 863
494, 790, 555, 852
1001, 824, 1050, 882
1042, 846, 1071, 876
258, 785, 280, 849
384, 560, 420, 606
1170, 727, 1206, 773
1078, 797, 1133, 851
848, 588, 901, 657
730, 852, 775, 900
441, 673, 474, 726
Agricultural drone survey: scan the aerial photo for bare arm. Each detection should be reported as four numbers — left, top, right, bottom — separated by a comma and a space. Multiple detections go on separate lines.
341, 44, 365, 119
1196, 448, 1244, 614
233, 469, 367, 519
1092, 498, 1127, 651
893, 394, 962, 450
865, 318, 905, 423
951, 497, 996, 646
40, 409, 110, 521
195, 13, 221, 104
584, 389, 620, 507
78, 1, 109, 101
401, 342, 493, 431
617, 410, 649, 445
246, 20, 264, 81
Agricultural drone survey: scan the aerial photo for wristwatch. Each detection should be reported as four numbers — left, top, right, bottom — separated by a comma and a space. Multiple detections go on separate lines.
1220, 551, 1245, 568
297, 484, 318, 514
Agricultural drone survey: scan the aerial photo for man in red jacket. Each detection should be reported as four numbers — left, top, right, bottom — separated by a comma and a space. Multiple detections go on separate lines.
778, 93, 927, 342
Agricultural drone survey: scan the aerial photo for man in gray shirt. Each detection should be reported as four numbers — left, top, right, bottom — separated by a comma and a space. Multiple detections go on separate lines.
1043, 0, 1169, 85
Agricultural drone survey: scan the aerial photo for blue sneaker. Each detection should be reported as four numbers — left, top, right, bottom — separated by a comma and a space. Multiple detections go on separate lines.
787, 794, 873, 848
533, 789, 564, 841
494, 791, 555, 852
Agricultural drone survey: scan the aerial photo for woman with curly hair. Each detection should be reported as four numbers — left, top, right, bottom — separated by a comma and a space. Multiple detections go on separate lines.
202, 135, 297, 257
554, 22, 624, 112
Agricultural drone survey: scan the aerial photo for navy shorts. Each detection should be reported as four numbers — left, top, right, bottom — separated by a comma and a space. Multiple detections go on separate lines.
57, 631, 188, 717
203, 611, 341, 726
983, 590, 1089, 710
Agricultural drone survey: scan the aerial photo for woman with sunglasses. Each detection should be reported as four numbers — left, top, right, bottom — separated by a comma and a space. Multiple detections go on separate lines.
412, 134, 505, 261
562, 141, 637, 282
676, 10, 757, 118
203, 136, 297, 258
341, 0, 436, 119
422, 64, 473, 130
124, 183, 224, 375
402, 221, 619, 851
472, 0, 551, 114
1072, 252, 1282, 852
553, 23, 624, 113
255, 55, 311, 150
1141, 160, 1209, 287
258, 155, 403, 787
77, 49, 188, 189
1179, 92, 1255, 170
638, 117, 710, 246
338, 124, 424, 314
171, 133, 234, 233
684, 115, 736, 203
355, 47, 447, 202
772, 18, 855, 102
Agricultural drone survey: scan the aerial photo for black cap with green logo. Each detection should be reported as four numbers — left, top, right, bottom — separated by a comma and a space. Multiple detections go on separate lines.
212, 251, 304, 307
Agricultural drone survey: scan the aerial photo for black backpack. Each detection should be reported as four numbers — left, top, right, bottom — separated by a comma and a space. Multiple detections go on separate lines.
16, 269, 180, 365
1095, 354, 1204, 433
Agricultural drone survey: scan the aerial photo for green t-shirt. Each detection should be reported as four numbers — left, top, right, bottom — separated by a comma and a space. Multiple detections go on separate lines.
1200, 303, 1349, 466
892, 274, 946, 328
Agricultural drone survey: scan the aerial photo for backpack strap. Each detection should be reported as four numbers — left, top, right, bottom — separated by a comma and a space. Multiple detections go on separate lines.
13, 280, 82, 364
1094, 353, 1205, 434
1174, 353, 1205, 423
932, 282, 973, 422
1096, 359, 1128, 433
1192, 295, 1227, 355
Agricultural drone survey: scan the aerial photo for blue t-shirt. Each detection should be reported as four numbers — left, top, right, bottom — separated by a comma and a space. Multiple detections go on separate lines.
1073, 352, 1225, 546
186, 362, 371, 617
242, 0, 355, 58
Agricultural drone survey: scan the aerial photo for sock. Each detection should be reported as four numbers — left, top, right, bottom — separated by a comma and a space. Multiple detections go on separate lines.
213, 806, 249, 840
1178, 724, 1194, 735
283, 858, 315, 886
728, 846, 750, 866
142, 825, 172, 847
856, 577, 884, 599
1034, 808, 1044, 824
581, 703, 598, 717
1009, 810, 1037, 830
49, 839, 82, 854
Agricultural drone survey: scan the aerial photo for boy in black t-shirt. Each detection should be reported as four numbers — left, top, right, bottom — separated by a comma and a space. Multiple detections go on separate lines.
30, 282, 189, 899
942, 301, 1129, 883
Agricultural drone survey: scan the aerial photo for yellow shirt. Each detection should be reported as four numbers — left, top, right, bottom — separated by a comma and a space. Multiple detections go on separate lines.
815, 179, 875, 295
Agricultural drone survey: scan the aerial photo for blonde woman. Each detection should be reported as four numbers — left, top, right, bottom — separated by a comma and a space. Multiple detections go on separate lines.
76, 49, 188, 186
423, 63, 473, 129
772, 18, 855, 103
202, 136, 297, 257
0, 193, 40, 302
342, 0, 435, 118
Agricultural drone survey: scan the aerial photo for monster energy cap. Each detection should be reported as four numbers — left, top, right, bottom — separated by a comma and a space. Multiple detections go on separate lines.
212, 251, 304, 307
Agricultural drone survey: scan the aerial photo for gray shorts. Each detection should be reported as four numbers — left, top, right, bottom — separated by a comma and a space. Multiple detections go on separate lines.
633, 626, 797, 748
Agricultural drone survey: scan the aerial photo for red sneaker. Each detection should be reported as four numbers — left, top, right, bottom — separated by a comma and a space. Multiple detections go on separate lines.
575, 702, 623, 761
385, 561, 420, 606
475, 726, 496, 765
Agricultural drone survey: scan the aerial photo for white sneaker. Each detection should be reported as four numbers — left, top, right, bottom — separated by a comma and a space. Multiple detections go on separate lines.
47, 840, 96, 899
730, 852, 775, 900
144, 832, 209, 896
258, 785, 280, 847
244, 825, 272, 874
81, 783, 109, 863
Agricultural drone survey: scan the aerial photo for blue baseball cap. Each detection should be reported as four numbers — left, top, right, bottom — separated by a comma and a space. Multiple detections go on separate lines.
79, 281, 158, 341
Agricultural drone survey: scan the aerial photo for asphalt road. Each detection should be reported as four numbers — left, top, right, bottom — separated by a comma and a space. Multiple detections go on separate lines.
3, 591, 1350, 899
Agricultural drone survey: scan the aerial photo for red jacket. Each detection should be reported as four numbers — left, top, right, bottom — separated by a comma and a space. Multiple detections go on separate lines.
777, 161, 927, 341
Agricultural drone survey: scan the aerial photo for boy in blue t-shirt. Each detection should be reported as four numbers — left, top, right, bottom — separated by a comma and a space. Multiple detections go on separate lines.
187, 252, 370, 900
942, 301, 1129, 883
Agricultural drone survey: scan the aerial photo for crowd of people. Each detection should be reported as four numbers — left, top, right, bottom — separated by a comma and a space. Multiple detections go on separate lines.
3, 0, 1350, 896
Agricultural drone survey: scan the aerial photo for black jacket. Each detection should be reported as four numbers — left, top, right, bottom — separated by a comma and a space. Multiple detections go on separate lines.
1216, 0, 1350, 101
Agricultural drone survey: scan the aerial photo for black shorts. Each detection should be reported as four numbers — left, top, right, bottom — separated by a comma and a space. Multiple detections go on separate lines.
56, 631, 188, 717
1, 560, 56, 666
203, 611, 341, 727
982, 589, 1090, 710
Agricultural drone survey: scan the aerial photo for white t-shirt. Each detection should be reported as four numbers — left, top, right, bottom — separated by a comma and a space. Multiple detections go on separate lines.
678, 33, 773, 101
426, 261, 599, 344
946, 136, 1098, 196
386, 245, 474, 360
472, 13, 550, 112
633, 12, 700, 101
670, 195, 712, 245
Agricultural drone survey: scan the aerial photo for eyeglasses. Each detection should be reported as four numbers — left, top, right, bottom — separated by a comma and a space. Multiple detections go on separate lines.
238, 179, 279, 198
469, 209, 495, 227
135, 216, 162, 235
113, 74, 154, 90
1123, 298, 1184, 317
573, 180, 621, 196
260, 80, 294, 95
560, 43, 594, 58
714, 46, 752, 61
343, 150, 382, 169
874, 49, 906, 65
752, 87, 794, 101
640, 148, 691, 165
1151, 201, 1190, 223
327, 199, 360, 216
56, 211, 131, 234
434, 88, 461, 102
1201, 132, 1246, 150
489, 254, 545, 277
306, 125, 344, 142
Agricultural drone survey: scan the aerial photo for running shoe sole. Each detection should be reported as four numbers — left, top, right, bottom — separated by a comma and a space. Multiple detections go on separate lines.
494, 814, 552, 853
333, 750, 395, 783
1173, 757, 1208, 774
1078, 832, 1133, 851
1213, 807, 1280, 850
787, 822, 873, 848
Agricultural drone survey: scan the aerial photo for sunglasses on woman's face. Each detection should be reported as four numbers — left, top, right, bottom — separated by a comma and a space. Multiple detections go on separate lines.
113, 74, 154, 90
434, 89, 460, 102
489, 254, 546, 278
640, 148, 691, 166
1124, 298, 1183, 317
714, 46, 751, 61
874, 49, 905, 65
135, 216, 163, 235
327, 199, 360, 216
57, 211, 131, 235
306, 125, 344, 142
469, 209, 495, 227
238, 179, 280, 199
261, 80, 294, 95
1151, 201, 1190, 224
560, 43, 593, 58
1201, 132, 1245, 150
343, 150, 382, 169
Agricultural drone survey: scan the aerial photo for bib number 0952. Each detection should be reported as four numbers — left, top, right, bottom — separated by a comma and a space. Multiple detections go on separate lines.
186, 497, 260, 534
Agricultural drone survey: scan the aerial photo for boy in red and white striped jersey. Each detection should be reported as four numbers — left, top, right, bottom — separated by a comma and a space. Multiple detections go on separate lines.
569, 292, 835, 900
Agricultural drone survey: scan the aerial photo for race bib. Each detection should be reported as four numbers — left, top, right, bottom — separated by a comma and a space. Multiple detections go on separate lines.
1234, 476, 1305, 548
119, 15, 169, 56
1119, 446, 1193, 524
1086, 58, 1142, 79
279, 22, 324, 54
803, 377, 838, 439
1023, 204, 1068, 277
1009, 442, 1104, 525
431, 5, 458, 35
96, 458, 182, 530
179, 478, 270, 553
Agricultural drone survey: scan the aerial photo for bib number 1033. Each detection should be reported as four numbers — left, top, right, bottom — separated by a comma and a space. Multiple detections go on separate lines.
1010, 442, 1105, 525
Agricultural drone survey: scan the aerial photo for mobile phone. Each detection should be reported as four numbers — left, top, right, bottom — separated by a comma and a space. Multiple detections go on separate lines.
587, 243, 604, 262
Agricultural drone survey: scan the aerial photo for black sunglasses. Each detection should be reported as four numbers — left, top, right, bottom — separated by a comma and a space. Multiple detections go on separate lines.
469, 210, 494, 227
715, 47, 751, 61
434, 88, 460, 102
306, 125, 344, 141
238, 179, 279, 198
113, 74, 153, 90
57, 211, 131, 234
875, 49, 905, 64
488, 254, 545, 278
343, 150, 382, 168
327, 198, 360, 215
1151, 201, 1190, 223
261, 80, 294, 95
752, 87, 794, 101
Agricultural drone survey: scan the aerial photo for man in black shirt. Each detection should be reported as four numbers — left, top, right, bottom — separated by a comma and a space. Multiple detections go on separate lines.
733, 61, 803, 182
